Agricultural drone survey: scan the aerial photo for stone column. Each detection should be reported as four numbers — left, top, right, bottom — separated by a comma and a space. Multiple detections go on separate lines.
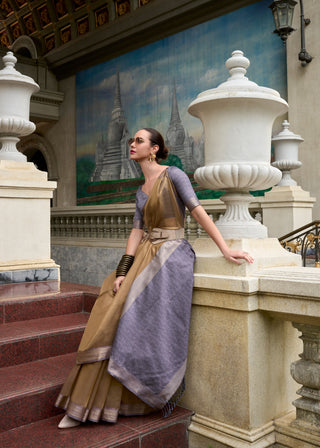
291, 323, 320, 430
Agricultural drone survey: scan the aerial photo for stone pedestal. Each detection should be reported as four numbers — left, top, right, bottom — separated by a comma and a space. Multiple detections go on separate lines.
182, 238, 302, 448
275, 412, 320, 448
262, 185, 315, 238
0, 160, 59, 283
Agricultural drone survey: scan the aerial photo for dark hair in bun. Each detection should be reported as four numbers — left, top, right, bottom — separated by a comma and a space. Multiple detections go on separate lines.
143, 128, 169, 161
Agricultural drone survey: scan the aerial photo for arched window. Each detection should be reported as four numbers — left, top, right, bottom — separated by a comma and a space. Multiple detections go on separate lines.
18, 134, 59, 207
24, 148, 48, 172
11, 36, 39, 60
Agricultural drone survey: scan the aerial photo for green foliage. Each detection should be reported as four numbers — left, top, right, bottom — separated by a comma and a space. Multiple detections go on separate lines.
77, 157, 95, 198
161, 154, 183, 170
196, 189, 224, 200
250, 187, 272, 197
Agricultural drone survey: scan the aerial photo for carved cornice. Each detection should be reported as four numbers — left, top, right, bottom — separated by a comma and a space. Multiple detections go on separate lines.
0, 0, 257, 79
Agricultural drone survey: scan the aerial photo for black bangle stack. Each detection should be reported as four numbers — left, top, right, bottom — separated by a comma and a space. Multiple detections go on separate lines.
116, 254, 134, 277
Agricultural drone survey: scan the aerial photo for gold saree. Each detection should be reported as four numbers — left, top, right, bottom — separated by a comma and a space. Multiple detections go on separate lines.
55, 168, 196, 423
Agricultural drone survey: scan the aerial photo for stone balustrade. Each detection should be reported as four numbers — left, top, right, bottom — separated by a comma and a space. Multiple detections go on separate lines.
258, 266, 320, 446
183, 239, 320, 448
50, 199, 263, 287
51, 199, 263, 242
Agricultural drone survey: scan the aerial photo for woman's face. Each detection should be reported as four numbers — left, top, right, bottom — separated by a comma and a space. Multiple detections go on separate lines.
128, 129, 157, 162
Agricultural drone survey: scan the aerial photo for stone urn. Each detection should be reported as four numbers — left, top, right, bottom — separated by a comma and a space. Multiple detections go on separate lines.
272, 120, 303, 186
0, 51, 39, 161
188, 50, 288, 238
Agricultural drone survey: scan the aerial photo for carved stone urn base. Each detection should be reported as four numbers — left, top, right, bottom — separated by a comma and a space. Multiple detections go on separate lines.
215, 191, 268, 238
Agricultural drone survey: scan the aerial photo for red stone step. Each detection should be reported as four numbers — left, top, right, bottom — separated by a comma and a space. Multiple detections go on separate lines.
0, 281, 99, 324
0, 407, 192, 448
0, 281, 193, 446
0, 312, 89, 367
0, 352, 76, 433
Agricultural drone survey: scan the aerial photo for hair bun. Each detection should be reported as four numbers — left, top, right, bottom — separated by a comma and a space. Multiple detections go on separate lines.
143, 128, 169, 161
157, 145, 169, 160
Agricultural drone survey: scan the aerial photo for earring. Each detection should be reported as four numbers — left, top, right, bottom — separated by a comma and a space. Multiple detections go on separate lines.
149, 153, 156, 162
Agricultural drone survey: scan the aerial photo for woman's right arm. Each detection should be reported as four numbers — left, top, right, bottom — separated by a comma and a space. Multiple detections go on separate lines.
113, 228, 144, 293
125, 228, 145, 256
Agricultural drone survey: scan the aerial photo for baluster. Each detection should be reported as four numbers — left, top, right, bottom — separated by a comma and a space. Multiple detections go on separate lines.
82, 217, 87, 237
118, 215, 124, 239
96, 216, 101, 239
61, 217, 65, 237
90, 216, 95, 238
59, 217, 63, 237
51, 217, 57, 237
197, 221, 202, 238
189, 214, 198, 240
91, 216, 96, 238
185, 214, 191, 241
124, 216, 129, 238
254, 212, 262, 223
92, 216, 97, 238
65, 217, 70, 237
102, 216, 107, 239
110, 216, 115, 239
96, 216, 101, 238
76, 216, 81, 238
57, 217, 61, 237
77, 216, 82, 237
291, 323, 320, 429
104, 216, 110, 239
71, 217, 75, 238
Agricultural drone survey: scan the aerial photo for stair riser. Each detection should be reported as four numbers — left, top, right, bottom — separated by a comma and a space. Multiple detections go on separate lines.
140, 421, 189, 448
0, 413, 191, 447
0, 382, 190, 446
0, 293, 97, 324
0, 386, 62, 433
0, 330, 84, 368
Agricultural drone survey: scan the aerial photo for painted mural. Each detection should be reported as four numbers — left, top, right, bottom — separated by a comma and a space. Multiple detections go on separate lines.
76, 0, 286, 205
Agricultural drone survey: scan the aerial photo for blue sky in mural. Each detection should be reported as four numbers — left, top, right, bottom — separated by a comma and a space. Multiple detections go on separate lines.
76, 0, 286, 159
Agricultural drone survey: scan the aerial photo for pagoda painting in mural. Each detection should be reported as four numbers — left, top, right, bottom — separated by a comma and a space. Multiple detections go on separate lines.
91, 72, 141, 182
91, 75, 202, 184
76, 0, 286, 205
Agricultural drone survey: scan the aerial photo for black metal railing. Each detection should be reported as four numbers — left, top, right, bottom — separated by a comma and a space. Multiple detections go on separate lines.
279, 221, 320, 267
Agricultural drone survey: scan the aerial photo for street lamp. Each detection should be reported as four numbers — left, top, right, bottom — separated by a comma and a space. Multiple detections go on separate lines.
269, 0, 312, 66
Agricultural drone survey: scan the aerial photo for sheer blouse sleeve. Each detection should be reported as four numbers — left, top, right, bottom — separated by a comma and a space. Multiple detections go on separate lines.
132, 188, 145, 229
168, 166, 200, 212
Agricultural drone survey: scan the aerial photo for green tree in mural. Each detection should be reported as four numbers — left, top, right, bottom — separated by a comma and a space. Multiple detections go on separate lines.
161, 154, 183, 170
77, 157, 95, 198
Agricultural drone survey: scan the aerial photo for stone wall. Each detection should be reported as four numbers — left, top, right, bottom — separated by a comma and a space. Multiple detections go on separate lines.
51, 243, 124, 286
286, 0, 320, 218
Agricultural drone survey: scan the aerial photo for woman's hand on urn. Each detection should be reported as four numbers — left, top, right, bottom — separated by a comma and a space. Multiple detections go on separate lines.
113, 276, 125, 294
223, 249, 254, 265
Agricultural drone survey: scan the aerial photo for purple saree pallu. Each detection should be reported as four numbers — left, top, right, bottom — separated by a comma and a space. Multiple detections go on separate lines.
108, 238, 195, 409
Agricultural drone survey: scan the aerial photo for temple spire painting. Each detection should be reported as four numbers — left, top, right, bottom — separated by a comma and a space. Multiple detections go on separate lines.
91, 71, 141, 181
77, 0, 286, 204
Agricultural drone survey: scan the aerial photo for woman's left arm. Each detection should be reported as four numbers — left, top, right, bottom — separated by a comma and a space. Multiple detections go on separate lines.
191, 205, 254, 265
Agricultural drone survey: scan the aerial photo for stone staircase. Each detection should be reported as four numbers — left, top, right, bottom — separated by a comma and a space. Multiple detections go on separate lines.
0, 281, 192, 448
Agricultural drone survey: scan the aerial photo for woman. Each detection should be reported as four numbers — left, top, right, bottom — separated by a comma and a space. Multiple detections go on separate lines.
57, 128, 253, 428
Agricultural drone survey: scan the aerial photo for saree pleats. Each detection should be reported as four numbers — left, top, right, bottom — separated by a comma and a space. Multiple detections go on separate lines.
55, 169, 195, 423
55, 241, 161, 422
